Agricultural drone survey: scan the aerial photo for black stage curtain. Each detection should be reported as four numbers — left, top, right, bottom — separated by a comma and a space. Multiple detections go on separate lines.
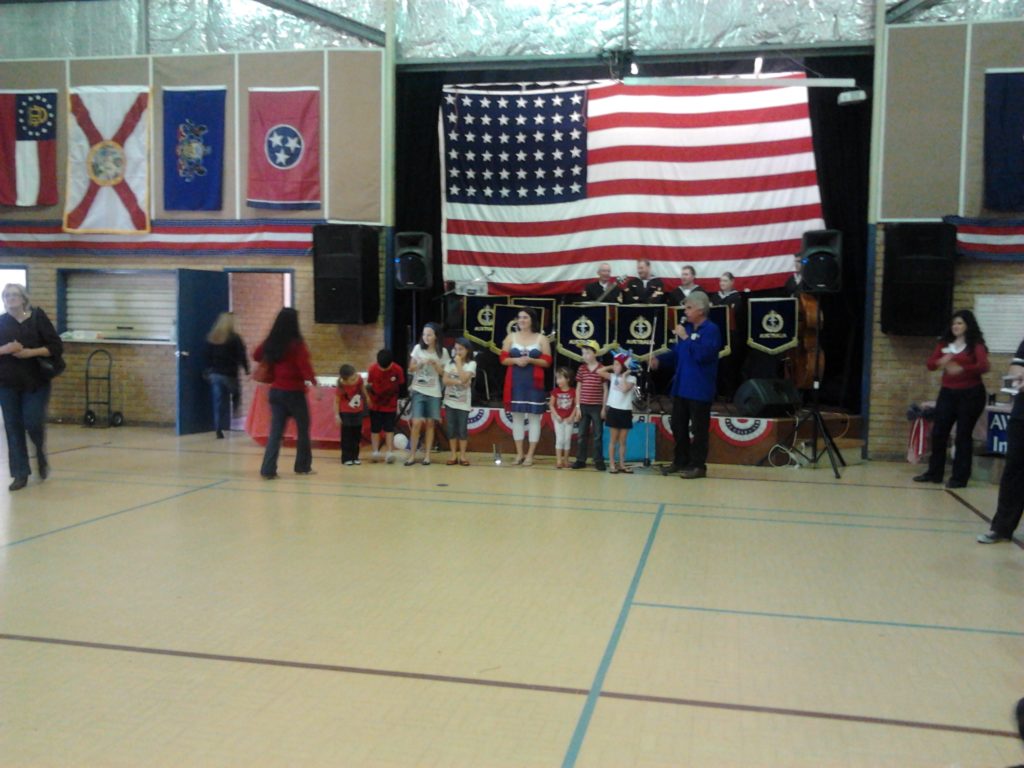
395, 55, 872, 412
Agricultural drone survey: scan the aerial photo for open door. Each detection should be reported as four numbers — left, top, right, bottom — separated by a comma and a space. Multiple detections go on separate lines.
176, 269, 230, 435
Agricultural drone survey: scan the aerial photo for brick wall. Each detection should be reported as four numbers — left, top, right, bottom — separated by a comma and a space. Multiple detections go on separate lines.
23, 253, 384, 427
866, 224, 1024, 459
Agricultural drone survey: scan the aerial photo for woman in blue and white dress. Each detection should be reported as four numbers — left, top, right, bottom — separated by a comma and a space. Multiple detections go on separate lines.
500, 307, 551, 466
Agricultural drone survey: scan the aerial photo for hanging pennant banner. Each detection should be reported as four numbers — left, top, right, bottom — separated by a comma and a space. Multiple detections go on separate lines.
556, 304, 612, 361
615, 304, 667, 361
463, 295, 508, 353
747, 297, 798, 355
510, 296, 557, 335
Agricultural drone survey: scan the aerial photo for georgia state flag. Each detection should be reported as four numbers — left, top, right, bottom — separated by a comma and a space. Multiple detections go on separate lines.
246, 87, 320, 210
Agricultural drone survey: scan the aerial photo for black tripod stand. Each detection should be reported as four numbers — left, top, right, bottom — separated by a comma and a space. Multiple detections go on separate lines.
787, 301, 845, 478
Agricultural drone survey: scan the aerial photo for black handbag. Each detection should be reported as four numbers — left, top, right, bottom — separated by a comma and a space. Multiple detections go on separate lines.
38, 354, 66, 380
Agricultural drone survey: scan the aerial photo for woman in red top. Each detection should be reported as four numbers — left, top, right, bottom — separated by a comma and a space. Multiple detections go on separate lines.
253, 308, 316, 479
914, 310, 990, 489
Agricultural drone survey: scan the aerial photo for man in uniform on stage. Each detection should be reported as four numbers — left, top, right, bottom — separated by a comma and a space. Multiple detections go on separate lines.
621, 259, 666, 304
581, 262, 622, 303
666, 264, 707, 306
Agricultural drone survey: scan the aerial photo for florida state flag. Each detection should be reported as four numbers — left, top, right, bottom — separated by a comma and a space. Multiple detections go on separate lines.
64, 86, 150, 234
247, 87, 320, 210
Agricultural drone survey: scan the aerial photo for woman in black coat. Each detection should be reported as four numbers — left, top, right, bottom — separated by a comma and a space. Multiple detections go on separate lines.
0, 284, 63, 490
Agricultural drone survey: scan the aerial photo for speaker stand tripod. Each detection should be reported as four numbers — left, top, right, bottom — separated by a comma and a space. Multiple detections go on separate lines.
787, 302, 845, 479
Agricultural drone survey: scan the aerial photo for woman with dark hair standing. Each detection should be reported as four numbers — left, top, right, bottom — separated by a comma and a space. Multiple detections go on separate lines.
205, 312, 249, 439
914, 309, 990, 489
253, 308, 316, 479
0, 284, 62, 491
500, 307, 551, 466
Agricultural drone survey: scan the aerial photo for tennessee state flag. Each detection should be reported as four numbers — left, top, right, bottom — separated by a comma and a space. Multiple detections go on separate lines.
64, 85, 150, 234
247, 87, 320, 210
0, 90, 58, 207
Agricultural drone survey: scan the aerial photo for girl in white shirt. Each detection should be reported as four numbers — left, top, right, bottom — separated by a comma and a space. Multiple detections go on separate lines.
605, 352, 637, 474
406, 322, 450, 465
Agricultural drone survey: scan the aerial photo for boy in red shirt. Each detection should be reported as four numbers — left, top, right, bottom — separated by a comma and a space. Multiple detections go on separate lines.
572, 340, 608, 471
336, 364, 370, 465
366, 349, 405, 463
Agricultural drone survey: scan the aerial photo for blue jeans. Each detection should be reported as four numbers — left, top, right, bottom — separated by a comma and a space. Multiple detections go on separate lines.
0, 384, 50, 480
260, 388, 312, 476
209, 373, 236, 432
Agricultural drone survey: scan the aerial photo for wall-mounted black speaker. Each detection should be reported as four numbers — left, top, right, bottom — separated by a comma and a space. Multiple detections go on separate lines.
799, 229, 842, 294
312, 224, 379, 324
734, 378, 802, 418
881, 222, 955, 336
395, 231, 432, 290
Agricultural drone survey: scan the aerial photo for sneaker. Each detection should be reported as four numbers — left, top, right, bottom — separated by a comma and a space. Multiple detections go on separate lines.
343, 460, 355, 466
385, 452, 395, 464
977, 531, 1010, 544
371, 451, 382, 463
353, 459, 362, 465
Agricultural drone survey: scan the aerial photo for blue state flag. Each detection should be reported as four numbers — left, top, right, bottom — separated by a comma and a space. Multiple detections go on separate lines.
163, 86, 226, 211
984, 72, 1024, 211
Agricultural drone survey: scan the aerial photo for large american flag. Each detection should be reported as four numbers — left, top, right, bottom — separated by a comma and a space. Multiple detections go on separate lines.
441, 76, 825, 296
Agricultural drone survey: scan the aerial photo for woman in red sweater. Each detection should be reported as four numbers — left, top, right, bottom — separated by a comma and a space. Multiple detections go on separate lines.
914, 310, 990, 489
253, 308, 316, 479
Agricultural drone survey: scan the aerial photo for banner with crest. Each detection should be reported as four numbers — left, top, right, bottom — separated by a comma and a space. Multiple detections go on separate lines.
463, 295, 508, 352
614, 304, 667, 361
747, 297, 798, 354
556, 304, 612, 361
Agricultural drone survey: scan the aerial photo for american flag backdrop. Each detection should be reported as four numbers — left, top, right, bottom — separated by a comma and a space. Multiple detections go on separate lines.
441, 76, 826, 296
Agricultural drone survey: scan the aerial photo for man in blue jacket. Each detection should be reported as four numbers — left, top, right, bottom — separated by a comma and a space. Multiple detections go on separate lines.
650, 291, 721, 479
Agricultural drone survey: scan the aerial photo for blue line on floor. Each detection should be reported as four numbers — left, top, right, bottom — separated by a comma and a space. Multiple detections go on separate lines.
632, 602, 1024, 637
3, 480, 228, 549
661, 508, 978, 535
562, 503, 666, 768
215, 483, 658, 518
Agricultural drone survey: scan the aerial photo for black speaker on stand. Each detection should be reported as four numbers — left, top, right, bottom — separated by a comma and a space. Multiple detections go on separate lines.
312, 224, 380, 324
394, 231, 433, 334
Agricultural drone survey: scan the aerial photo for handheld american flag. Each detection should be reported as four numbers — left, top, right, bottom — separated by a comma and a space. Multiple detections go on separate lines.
440, 76, 825, 295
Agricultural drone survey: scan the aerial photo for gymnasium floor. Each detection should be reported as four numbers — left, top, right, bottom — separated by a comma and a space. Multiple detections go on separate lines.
1, 425, 1022, 767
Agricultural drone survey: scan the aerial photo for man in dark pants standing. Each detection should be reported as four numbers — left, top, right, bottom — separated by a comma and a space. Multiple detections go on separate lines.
978, 339, 1024, 544
650, 292, 721, 479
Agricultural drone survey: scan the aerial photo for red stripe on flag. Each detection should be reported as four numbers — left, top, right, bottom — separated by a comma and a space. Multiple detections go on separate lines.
589, 137, 814, 165
447, 239, 802, 268
588, 102, 809, 131
447, 204, 823, 237
587, 171, 820, 198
